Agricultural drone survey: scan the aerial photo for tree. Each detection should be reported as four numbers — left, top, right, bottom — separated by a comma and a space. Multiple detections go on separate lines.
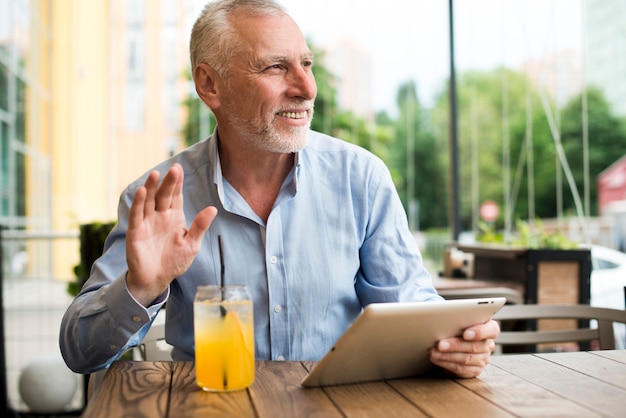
430, 68, 566, 229
429, 66, 626, 234
180, 70, 216, 147
557, 87, 626, 216
309, 44, 337, 135
391, 81, 447, 230
309, 43, 394, 158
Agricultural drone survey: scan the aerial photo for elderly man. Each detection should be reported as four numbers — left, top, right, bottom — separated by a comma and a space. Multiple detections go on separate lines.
60, 0, 499, 378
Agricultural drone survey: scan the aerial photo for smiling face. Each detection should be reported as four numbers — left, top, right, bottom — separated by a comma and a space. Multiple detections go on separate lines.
213, 9, 317, 154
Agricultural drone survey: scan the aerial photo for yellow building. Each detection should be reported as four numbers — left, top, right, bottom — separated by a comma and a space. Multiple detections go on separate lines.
1, 0, 198, 280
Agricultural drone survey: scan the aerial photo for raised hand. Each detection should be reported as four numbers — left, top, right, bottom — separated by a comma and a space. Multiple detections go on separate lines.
125, 163, 218, 306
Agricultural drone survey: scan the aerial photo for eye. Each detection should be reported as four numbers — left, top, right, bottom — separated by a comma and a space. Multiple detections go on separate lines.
265, 64, 285, 72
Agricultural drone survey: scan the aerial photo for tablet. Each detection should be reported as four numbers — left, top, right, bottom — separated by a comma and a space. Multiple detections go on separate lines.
301, 297, 506, 387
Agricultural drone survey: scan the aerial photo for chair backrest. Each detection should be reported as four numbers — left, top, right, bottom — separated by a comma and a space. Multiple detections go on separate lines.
132, 320, 173, 361
493, 304, 626, 351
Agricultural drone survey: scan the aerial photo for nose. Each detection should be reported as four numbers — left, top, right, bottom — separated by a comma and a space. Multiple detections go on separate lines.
287, 66, 317, 101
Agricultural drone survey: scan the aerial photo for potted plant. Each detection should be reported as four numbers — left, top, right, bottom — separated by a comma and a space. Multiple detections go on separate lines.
452, 219, 591, 306
67, 221, 116, 297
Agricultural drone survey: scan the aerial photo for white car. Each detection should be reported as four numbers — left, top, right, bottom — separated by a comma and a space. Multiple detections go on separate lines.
588, 245, 626, 349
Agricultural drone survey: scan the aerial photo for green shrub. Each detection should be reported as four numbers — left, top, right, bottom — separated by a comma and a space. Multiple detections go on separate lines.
67, 221, 116, 296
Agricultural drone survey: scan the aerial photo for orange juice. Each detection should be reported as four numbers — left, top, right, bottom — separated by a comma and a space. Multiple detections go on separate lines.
194, 287, 254, 391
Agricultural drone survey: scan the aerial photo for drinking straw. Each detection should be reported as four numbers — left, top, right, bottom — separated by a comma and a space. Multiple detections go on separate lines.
218, 235, 225, 289
217, 234, 228, 388
218, 235, 227, 316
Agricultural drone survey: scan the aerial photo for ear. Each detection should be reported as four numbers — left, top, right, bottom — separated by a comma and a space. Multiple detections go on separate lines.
193, 63, 222, 109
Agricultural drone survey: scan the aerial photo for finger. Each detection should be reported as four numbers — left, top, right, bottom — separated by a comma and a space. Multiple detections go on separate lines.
464, 319, 500, 341
171, 164, 185, 211
129, 186, 148, 231
143, 171, 161, 216
155, 164, 182, 212
430, 357, 485, 379
188, 206, 218, 243
437, 337, 494, 355
429, 348, 491, 377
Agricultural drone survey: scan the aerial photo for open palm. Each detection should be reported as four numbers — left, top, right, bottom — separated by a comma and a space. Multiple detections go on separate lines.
125, 164, 217, 305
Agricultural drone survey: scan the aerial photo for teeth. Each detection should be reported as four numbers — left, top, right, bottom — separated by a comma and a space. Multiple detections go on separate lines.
279, 111, 307, 119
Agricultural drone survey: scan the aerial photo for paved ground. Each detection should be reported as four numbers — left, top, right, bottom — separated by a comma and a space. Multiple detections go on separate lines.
3, 278, 85, 415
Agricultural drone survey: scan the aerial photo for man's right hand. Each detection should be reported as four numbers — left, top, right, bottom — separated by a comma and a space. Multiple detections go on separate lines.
125, 163, 218, 306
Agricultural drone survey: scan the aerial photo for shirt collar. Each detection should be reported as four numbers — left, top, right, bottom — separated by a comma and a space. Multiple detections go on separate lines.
208, 130, 226, 203
210, 129, 301, 196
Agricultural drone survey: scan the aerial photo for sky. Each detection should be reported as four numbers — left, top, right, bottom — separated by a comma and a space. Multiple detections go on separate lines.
282, 0, 584, 113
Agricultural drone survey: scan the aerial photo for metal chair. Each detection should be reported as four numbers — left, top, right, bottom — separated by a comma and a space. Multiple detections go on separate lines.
493, 304, 626, 352
132, 316, 172, 362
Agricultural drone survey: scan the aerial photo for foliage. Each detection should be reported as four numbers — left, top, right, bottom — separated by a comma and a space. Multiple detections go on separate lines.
177, 39, 626, 236
430, 67, 626, 233
67, 221, 116, 296
310, 43, 339, 135
558, 87, 626, 215
431, 68, 555, 228
180, 70, 216, 147
476, 219, 579, 249
390, 80, 448, 229
309, 43, 396, 160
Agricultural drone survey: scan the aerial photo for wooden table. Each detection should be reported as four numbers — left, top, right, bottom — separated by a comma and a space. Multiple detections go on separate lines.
82, 350, 626, 417
434, 276, 526, 304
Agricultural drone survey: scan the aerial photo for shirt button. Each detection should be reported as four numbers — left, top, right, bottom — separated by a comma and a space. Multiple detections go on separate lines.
277, 355, 285, 361
274, 305, 282, 313
109, 344, 117, 350
270, 255, 278, 264
132, 315, 142, 323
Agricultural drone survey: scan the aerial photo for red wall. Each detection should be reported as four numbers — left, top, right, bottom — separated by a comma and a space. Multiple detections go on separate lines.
598, 155, 626, 214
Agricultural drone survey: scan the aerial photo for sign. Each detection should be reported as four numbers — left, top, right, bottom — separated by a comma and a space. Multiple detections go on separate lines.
480, 200, 499, 222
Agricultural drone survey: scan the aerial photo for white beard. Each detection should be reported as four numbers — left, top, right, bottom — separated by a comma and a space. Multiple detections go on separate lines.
227, 108, 313, 154
256, 123, 310, 153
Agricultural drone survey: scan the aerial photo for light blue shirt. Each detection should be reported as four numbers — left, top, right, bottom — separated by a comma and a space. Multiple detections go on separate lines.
59, 130, 442, 374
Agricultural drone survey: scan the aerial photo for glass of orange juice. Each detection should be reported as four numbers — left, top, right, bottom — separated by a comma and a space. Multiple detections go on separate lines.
193, 285, 254, 392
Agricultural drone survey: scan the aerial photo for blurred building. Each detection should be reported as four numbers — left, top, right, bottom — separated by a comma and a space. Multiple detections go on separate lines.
598, 155, 626, 213
598, 155, 626, 251
1, 0, 200, 279
584, 0, 626, 116
325, 36, 374, 120
522, 49, 583, 108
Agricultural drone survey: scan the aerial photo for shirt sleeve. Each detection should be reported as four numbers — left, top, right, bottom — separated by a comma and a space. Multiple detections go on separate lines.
354, 161, 443, 305
59, 186, 168, 374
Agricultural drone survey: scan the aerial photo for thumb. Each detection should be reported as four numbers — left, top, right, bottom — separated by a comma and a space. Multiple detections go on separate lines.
188, 206, 218, 242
